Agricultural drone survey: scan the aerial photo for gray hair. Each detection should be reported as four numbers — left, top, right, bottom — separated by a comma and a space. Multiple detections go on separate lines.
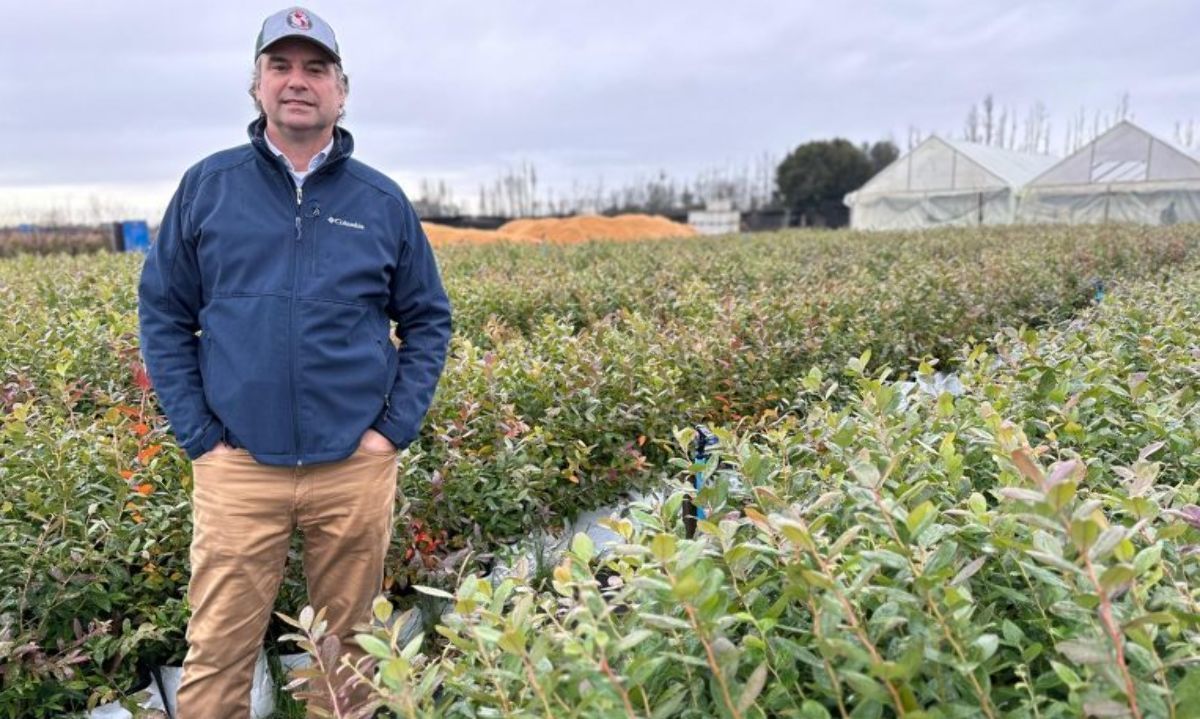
249, 55, 350, 122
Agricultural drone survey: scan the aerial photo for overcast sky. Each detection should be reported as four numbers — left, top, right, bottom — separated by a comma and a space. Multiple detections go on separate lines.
1, 0, 1197, 223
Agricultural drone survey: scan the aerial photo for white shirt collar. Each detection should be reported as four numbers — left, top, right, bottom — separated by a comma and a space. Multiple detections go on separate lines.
263, 132, 335, 186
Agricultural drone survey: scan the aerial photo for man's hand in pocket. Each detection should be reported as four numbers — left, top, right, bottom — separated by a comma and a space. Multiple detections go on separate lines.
358, 428, 397, 454
197, 441, 236, 462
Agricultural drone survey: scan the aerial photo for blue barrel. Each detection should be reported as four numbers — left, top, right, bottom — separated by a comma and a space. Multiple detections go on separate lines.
121, 220, 150, 253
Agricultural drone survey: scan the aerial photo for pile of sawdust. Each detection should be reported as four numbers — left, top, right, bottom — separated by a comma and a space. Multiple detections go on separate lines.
420, 223, 519, 246
421, 214, 696, 246
500, 214, 697, 243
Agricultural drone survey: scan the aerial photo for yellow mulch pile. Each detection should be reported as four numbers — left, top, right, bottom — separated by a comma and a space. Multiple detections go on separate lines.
420, 223, 521, 246
422, 214, 696, 246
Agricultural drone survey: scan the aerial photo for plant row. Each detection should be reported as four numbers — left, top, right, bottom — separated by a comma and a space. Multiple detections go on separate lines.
335, 265, 1200, 717
0, 226, 1197, 712
0, 228, 111, 258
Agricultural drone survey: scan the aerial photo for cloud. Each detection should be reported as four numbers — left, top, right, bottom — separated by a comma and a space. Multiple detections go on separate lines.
1, 0, 1197, 221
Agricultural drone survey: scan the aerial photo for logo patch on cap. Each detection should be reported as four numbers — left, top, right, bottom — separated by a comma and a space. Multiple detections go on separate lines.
286, 10, 312, 30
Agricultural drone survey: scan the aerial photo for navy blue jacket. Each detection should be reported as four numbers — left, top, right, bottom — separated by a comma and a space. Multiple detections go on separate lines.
137, 118, 452, 467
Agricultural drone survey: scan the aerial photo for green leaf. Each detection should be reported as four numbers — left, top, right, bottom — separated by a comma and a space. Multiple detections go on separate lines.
615, 629, 656, 654
400, 632, 424, 660
413, 585, 455, 600
967, 492, 988, 517
850, 457, 881, 487
571, 532, 595, 563
1084, 699, 1135, 717
1124, 612, 1177, 630
841, 670, 888, 702
906, 500, 936, 538
498, 629, 525, 654
650, 688, 689, 719
1056, 638, 1110, 664
372, 597, 393, 625
641, 613, 690, 631
1072, 499, 1104, 521
950, 556, 986, 587
1099, 564, 1135, 592
799, 569, 834, 590
1026, 551, 1082, 575
672, 572, 702, 601
650, 533, 677, 563
803, 366, 823, 392
1047, 480, 1077, 511
775, 517, 816, 552
1134, 543, 1162, 574
1173, 666, 1200, 710
973, 633, 999, 662
1088, 527, 1127, 562
1069, 518, 1101, 552
1001, 619, 1024, 645
737, 662, 768, 714
1050, 660, 1083, 689
829, 525, 862, 558
800, 699, 833, 719
354, 634, 393, 659
999, 487, 1046, 503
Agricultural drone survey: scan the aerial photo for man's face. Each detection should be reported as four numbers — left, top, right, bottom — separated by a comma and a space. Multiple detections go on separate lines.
254, 38, 345, 137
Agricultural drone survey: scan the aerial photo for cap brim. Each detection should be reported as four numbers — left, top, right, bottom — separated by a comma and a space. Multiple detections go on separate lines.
258, 34, 340, 63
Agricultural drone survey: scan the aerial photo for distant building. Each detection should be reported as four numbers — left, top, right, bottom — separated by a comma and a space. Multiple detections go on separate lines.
688, 200, 741, 235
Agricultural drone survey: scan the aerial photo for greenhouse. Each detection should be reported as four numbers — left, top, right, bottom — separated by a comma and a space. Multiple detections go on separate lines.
845, 136, 1057, 230
1016, 121, 1200, 225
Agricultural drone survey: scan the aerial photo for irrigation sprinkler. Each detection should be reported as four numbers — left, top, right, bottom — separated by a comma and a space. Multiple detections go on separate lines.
683, 424, 719, 539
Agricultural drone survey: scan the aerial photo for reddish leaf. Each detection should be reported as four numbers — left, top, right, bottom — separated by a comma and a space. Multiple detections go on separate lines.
137, 444, 162, 465
132, 363, 153, 391
1011, 449, 1045, 486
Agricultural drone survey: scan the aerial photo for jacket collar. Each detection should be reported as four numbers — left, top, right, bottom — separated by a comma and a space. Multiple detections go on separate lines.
247, 116, 354, 172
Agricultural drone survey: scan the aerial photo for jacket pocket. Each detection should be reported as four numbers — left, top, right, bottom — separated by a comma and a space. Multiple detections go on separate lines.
202, 295, 294, 455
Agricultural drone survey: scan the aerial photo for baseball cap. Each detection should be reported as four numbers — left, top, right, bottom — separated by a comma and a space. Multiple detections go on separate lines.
255, 7, 340, 62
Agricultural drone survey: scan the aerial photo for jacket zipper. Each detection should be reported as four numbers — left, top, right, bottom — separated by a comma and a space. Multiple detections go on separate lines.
291, 181, 304, 465
381, 338, 393, 421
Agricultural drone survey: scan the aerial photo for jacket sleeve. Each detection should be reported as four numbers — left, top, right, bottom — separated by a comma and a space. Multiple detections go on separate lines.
371, 196, 452, 450
137, 176, 224, 459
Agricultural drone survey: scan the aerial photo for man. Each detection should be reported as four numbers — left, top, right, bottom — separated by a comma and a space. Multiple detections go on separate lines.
137, 7, 451, 716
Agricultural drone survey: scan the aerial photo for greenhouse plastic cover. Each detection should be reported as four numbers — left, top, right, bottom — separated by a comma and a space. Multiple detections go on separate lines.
845, 137, 1057, 230
846, 123, 1200, 229
1016, 121, 1200, 225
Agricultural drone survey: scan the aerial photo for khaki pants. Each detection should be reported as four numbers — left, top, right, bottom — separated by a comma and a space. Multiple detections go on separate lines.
177, 444, 398, 718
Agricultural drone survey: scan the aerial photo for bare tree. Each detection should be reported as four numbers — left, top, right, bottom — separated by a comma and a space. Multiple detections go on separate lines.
1020, 102, 1045, 153
1175, 119, 1197, 149
964, 104, 980, 143
983, 94, 995, 145
1116, 92, 1132, 122
907, 125, 925, 151
413, 178, 461, 216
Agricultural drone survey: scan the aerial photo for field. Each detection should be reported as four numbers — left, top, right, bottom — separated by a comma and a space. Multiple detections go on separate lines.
2, 225, 1200, 716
